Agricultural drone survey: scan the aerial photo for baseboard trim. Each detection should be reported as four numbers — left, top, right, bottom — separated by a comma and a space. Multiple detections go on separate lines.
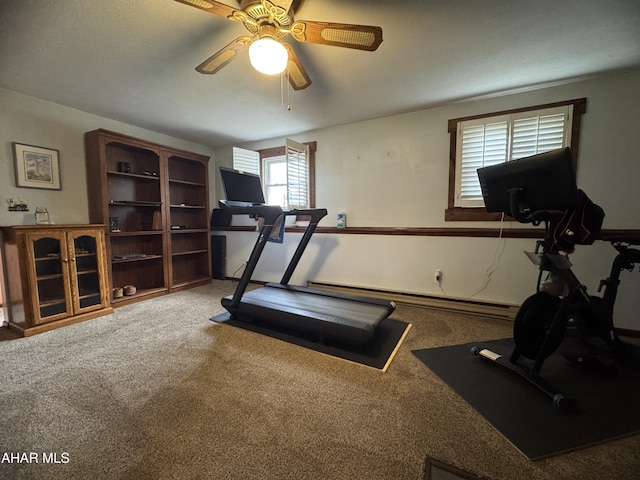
306, 281, 519, 320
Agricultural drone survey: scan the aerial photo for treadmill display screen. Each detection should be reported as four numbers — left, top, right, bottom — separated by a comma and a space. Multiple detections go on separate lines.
220, 167, 265, 204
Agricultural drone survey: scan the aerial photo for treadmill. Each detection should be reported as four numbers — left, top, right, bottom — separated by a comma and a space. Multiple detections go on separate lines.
211, 172, 395, 344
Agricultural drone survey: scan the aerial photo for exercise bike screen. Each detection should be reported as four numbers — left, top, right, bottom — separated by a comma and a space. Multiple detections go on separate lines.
477, 147, 578, 215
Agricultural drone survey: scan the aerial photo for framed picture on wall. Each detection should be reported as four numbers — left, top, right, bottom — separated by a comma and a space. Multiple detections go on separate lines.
12, 142, 62, 190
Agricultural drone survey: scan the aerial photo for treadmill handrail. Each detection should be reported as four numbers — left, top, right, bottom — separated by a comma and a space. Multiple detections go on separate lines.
219, 201, 283, 223
280, 208, 327, 285
220, 202, 328, 305
218, 202, 328, 225
284, 208, 328, 224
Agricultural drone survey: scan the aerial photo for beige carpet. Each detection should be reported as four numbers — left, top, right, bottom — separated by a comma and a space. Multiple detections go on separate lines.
1, 280, 639, 479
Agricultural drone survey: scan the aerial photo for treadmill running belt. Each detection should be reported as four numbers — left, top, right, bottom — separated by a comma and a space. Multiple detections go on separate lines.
225, 285, 392, 344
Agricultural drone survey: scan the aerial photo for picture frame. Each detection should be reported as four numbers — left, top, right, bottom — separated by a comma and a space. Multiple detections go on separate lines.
12, 142, 61, 190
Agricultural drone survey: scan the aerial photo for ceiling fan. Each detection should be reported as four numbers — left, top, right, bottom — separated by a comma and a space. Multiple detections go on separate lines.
175, 0, 383, 90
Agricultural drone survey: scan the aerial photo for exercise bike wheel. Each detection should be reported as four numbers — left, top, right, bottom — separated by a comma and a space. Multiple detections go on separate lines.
513, 292, 563, 361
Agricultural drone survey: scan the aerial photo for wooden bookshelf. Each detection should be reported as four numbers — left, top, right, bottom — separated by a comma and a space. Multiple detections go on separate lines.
167, 153, 211, 291
84, 129, 211, 306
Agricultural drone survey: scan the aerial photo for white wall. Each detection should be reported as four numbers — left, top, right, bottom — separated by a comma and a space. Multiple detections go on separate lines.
1, 69, 637, 330
0, 87, 215, 227
215, 69, 640, 329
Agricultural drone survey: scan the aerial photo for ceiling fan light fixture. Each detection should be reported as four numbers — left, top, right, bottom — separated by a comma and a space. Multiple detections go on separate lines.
249, 37, 288, 75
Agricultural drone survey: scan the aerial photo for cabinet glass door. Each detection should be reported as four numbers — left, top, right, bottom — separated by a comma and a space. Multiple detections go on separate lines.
30, 233, 72, 322
69, 233, 104, 312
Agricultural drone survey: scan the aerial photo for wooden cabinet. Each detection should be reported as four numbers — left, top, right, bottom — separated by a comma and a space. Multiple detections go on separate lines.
0, 225, 113, 336
84, 129, 211, 306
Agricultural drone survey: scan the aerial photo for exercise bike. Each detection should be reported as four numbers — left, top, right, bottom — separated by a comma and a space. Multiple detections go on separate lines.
473, 225, 640, 408
470, 148, 640, 408
516, 234, 640, 366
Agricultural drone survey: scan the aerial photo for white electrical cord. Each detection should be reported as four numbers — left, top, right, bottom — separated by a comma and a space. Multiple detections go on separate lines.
232, 260, 248, 279
469, 212, 506, 298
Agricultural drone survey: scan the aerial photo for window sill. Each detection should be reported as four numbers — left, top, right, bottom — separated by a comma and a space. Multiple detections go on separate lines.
444, 207, 509, 222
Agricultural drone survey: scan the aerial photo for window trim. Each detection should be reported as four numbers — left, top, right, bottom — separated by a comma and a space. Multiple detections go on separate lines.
257, 141, 317, 208
445, 98, 586, 221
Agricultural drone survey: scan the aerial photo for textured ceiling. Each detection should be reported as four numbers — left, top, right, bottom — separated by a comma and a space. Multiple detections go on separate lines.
1, 0, 639, 148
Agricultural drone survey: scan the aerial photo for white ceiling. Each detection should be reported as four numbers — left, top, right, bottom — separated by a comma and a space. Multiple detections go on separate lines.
1, 0, 639, 148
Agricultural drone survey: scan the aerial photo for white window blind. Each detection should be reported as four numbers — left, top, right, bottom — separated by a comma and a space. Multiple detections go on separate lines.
286, 139, 309, 209
511, 110, 568, 160
232, 147, 260, 175
456, 119, 509, 206
455, 105, 572, 207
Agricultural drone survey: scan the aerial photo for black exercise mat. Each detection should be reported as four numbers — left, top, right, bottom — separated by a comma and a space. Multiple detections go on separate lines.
212, 313, 411, 371
413, 337, 640, 459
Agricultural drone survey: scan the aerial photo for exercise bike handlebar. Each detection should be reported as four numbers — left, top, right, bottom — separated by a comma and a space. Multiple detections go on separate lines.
601, 234, 640, 246
507, 188, 563, 225
508, 187, 534, 223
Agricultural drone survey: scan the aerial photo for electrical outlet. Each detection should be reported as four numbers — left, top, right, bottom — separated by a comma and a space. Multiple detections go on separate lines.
434, 270, 443, 285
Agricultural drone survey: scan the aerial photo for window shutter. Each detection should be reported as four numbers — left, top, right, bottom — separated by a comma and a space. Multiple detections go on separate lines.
456, 120, 508, 206
511, 107, 570, 160
232, 147, 260, 175
285, 139, 309, 209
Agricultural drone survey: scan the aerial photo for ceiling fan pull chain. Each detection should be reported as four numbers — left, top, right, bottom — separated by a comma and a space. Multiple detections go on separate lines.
280, 70, 292, 111
286, 69, 291, 111
281, 70, 285, 108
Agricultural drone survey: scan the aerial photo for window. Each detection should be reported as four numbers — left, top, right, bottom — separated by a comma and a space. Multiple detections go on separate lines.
263, 156, 288, 207
232, 140, 316, 209
456, 106, 572, 207
446, 98, 586, 221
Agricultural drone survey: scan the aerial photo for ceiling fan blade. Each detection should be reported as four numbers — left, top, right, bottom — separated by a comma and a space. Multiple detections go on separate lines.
290, 20, 383, 51
195, 36, 252, 74
282, 42, 311, 90
174, 0, 238, 19
263, 0, 296, 16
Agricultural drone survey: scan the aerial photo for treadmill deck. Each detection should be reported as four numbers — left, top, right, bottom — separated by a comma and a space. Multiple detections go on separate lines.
223, 284, 394, 344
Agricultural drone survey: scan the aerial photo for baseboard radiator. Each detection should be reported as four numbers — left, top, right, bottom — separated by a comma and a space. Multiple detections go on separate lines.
306, 281, 519, 320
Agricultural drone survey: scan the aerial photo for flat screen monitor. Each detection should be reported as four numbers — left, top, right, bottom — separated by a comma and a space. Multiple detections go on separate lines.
477, 147, 578, 217
219, 167, 265, 204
